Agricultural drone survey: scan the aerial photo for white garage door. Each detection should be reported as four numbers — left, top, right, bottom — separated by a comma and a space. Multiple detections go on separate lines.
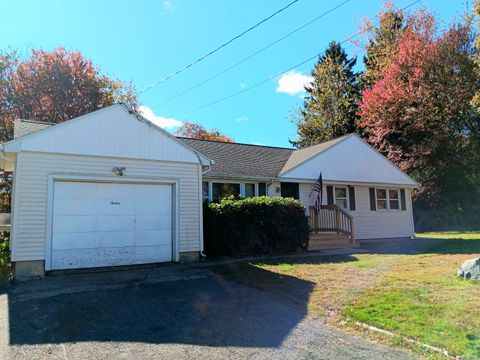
50, 181, 173, 270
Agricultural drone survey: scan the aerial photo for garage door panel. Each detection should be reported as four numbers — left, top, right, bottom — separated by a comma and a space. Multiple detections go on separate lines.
51, 181, 174, 270
96, 215, 135, 232
96, 231, 135, 248
54, 182, 97, 199
135, 185, 171, 199
53, 199, 97, 216
53, 215, 96, 233
135, 215, 172, 231
135, 245, 172, 263
135, 230, 172, 246
96, 183, 136, 199
135, 199, 171, 215
96, 199, 135, 216
100, 247, 137, 267
52, 248, 99, 269
52, 232, 97, 250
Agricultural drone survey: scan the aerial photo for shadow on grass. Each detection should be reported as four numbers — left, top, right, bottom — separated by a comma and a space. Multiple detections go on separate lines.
210, 254, 358, 310
358, 237, 480, 255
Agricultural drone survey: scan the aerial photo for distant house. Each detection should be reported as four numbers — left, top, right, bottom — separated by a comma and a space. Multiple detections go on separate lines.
0, 105, 418, 280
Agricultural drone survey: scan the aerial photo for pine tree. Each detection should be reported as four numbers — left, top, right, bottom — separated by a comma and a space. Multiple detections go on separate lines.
291, 41, 360, 148
362, 6, 405, 88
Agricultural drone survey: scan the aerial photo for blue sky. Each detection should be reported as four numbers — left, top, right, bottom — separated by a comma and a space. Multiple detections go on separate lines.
0, 0, 467, 147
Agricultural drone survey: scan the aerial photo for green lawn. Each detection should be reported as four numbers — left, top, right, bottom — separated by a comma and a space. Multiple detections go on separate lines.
211, 232, 480, 359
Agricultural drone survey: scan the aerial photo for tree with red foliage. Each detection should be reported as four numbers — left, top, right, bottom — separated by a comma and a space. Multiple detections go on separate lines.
0, 47, 137, 142
175, 121, 234, 142
358, 9, 480, 229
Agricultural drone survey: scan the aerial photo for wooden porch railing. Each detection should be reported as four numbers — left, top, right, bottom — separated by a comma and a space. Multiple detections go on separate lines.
308, 205, 355, 244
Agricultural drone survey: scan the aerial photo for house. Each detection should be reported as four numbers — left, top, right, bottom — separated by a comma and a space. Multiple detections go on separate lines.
0, 104, 418, 280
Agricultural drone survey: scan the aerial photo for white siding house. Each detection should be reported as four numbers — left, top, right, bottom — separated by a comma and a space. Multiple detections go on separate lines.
1, 105, 211, 280
1, 105, 419, 280
280, 135, 418, 240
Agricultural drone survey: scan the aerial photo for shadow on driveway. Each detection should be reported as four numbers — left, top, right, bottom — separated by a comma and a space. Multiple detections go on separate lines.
8, 265, 316, 348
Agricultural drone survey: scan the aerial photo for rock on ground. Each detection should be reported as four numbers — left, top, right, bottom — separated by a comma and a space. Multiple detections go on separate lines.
457, 258, 480, 280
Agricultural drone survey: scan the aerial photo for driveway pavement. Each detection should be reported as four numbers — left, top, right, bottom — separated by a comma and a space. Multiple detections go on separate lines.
0, 263, 414, 360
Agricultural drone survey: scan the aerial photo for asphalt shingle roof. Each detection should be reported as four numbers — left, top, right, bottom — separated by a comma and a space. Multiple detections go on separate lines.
178, 137, 294, 179
12, 117, 351, 180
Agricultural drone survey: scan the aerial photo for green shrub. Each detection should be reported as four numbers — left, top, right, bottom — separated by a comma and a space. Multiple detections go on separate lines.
204, 196, 309, 257
0, 235, 12, 284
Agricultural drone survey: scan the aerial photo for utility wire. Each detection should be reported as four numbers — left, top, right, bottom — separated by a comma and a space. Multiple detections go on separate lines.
170, 0, 422, 118
152, 0, 354, 110
138, 0, 301, 95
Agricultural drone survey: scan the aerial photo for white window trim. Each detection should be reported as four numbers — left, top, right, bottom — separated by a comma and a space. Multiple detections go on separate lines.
333, 186, 349, 210
205, 180, 267, 201
375, 188, 401, 211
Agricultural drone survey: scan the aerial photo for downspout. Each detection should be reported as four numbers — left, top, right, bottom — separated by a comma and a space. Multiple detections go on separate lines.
198, 160, 212, 259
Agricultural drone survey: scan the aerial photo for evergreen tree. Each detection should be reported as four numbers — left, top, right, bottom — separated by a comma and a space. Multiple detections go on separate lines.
291, 41, 360, 148
362, 6, 405, 88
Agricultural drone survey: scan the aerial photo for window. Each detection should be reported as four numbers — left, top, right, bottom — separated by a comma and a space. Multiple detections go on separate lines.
245, 183, 255, 198
376, 189, 387, 209
334, 187, 348, 210
389, 189, 400, 210
202, 182, 209, 201
280, 182, 299, 199
375, 188, 400, 210
212, 183, 240, 201
258, 182, 267, 196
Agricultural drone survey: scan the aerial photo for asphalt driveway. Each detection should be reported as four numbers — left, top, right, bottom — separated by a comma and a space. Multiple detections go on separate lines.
0, 263, 414, 359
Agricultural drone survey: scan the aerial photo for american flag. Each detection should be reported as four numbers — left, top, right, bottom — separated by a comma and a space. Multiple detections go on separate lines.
312, 172, 323, 213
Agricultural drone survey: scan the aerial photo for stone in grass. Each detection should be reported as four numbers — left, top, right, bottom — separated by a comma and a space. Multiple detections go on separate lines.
457, 258, 480, 280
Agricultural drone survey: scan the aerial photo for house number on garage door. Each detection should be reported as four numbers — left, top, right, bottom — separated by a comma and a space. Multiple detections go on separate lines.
110, 201, 120, 205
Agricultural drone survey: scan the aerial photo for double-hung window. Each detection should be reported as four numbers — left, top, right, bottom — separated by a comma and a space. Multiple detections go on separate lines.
376, 188, 400, 210
334, 187, 348, 210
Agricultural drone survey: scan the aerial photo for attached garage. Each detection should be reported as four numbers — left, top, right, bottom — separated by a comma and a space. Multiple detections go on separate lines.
0, 104, 211, 280
50, 181, 174, 270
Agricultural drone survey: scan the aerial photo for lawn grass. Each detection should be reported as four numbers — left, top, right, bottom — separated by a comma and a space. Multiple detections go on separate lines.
211, 232, 480, 359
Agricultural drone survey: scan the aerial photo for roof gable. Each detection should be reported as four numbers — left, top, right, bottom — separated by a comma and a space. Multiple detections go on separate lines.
3, 105, 209, 165
280, 135, 349, 175
280, 134, 418, 187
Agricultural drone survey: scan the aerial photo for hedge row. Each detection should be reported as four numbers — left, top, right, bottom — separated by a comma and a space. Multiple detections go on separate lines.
203, 196, 309, 257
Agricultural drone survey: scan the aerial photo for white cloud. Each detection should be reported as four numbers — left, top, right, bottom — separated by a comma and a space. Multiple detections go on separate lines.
138, 105, 182, 130
239, 83, 246, 89
276, 71, 313, 96
163, 0, 175, 11
235, 116, 249, 123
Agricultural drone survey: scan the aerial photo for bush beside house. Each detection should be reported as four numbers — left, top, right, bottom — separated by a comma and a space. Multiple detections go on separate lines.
0, 235, 12, 284
203, 196, 310, 257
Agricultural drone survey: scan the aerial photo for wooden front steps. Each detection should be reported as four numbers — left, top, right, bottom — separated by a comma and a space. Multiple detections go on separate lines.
308, 232, 358, 251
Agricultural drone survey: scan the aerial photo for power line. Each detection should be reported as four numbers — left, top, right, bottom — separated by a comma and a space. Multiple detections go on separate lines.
138, 0, 301, 95
170, 0, 422, 118
152, 0, 354, 110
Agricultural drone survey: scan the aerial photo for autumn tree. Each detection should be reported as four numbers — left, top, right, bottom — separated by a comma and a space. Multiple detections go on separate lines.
359, 9, 480, 229
175, 121, 234, 142
291, 41, 360, 148
0, 47, 138, 211
0, 47, 137, 142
